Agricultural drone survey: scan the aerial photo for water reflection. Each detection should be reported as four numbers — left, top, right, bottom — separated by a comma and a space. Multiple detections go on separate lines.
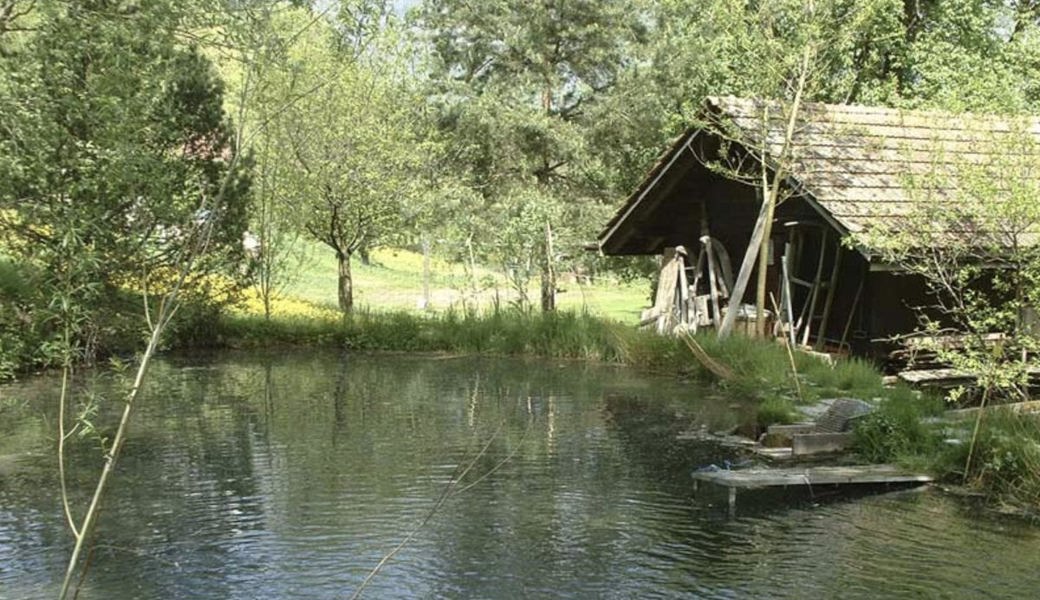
1, 350, 1038, 599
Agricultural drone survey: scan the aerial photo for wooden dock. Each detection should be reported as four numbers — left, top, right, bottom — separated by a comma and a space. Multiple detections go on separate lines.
693, 465, 933, 513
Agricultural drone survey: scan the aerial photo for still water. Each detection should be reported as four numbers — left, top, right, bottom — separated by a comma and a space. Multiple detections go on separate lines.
1, 350, 1038, 599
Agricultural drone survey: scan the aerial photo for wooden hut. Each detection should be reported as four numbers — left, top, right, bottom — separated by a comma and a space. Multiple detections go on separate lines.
597, 96, 1040, 358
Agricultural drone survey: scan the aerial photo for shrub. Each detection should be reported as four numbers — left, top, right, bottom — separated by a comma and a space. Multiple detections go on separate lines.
853, 391, 944, 463
757, 396, 798, 428
940, 410, 1040, 507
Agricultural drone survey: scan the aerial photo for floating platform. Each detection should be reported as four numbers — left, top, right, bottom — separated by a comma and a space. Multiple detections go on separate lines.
693, 464, 933, 514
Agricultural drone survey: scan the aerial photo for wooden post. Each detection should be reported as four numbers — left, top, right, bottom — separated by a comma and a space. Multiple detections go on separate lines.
704, 240, 723, 329
712, 238, 734, 298
676, 246, 690, 325
839, 271, 866, 352
718, 195, 771, 338
421, 234, 431, 310
701, 204, 724, 328
541, 220, 556, 312
814, 242, 843, 350
800, 230, 830, 347
654, 247, 680, 333
755, 189, 778, 338
782, 253, 796, 346
689, 248, 706, 328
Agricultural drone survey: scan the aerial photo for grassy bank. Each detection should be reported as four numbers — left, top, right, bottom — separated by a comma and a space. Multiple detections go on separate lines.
8, 239, 1038, 511
218, 308, 905, 420
856, 395, 1040, 511
277, 245, 649, 324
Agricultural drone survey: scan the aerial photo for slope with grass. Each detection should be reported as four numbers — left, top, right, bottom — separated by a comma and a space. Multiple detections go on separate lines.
256, 243, 648, 323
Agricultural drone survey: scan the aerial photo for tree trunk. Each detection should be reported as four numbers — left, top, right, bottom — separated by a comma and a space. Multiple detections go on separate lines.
540, 267, 556, 312
337, 251, 353, 313
421, 234, 431, 310
541, 221, 556, 312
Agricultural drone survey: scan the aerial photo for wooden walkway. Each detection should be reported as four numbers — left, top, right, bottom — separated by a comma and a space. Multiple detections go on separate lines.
693, 465, 933, 514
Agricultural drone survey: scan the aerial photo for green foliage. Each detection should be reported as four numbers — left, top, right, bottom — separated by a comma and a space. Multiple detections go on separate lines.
0, 0, 251, 370
218, 308, 905, 431
757, 396, 797, 428
853, 391, 945, 464
230, 5, 443, 314
419, 0, 647, 309
0, 0, 249, 274
806, 357, 890, 396
940, 411, 1040, 508
855, 123, 1040, 404
221, 308, 642, 361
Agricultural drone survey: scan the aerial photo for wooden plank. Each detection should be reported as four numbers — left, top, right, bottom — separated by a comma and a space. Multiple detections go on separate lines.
800, 229, 829, 346
897, 368, 974, 384
899, 366, 1040, 385
949, 400, 1040, 417
692, 465, 933, 490
839, 273, 865, 351
651, 247, 681, 334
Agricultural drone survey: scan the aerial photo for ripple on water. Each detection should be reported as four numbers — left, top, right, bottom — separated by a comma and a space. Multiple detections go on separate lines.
3, 352, 1040, 600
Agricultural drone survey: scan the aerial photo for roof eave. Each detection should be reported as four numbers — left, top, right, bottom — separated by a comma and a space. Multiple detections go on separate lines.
597, 128, 699, 253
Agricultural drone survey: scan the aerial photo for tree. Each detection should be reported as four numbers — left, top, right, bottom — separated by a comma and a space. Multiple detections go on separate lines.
274, 7, 426, 313
856, 125, 1040, 399
419, 0, 646, 311
852, 121, 1040, 487
0, 0, 250, 353
0, 1, 255, 596
595, 0, 1040, 336
213, 2, 310, 319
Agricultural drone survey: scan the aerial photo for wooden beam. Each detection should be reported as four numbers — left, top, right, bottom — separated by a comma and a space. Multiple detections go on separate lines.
815, 243, 843, 351
691, 464, 934, 489
599, 138, 698, 253
800, 229, 830, 347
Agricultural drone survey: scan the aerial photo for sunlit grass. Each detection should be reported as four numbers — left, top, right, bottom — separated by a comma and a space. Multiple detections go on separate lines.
272, 243, 648, 323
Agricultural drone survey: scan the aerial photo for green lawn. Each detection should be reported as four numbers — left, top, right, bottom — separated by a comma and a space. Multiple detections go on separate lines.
271, 243, 649, 324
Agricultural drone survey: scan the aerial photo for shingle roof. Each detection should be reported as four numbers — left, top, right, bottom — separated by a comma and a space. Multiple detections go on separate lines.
705, 96, 1040, 236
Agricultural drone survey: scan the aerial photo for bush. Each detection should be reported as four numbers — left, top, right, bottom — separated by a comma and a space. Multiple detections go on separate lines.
853, 390, 944, 463
0, 259, 42, 380
757, 396, 798, 428
939, 410, 1040, 507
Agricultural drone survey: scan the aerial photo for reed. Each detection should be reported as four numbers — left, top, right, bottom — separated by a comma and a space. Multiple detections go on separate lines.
940, 410, 1040, 508
218, 309, 900, 407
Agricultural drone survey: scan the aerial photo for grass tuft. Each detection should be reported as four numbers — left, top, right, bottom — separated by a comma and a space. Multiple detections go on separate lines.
939, 410, 1040, 508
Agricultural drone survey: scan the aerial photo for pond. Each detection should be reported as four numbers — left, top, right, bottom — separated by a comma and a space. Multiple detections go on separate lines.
1, 350, 1039, 599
